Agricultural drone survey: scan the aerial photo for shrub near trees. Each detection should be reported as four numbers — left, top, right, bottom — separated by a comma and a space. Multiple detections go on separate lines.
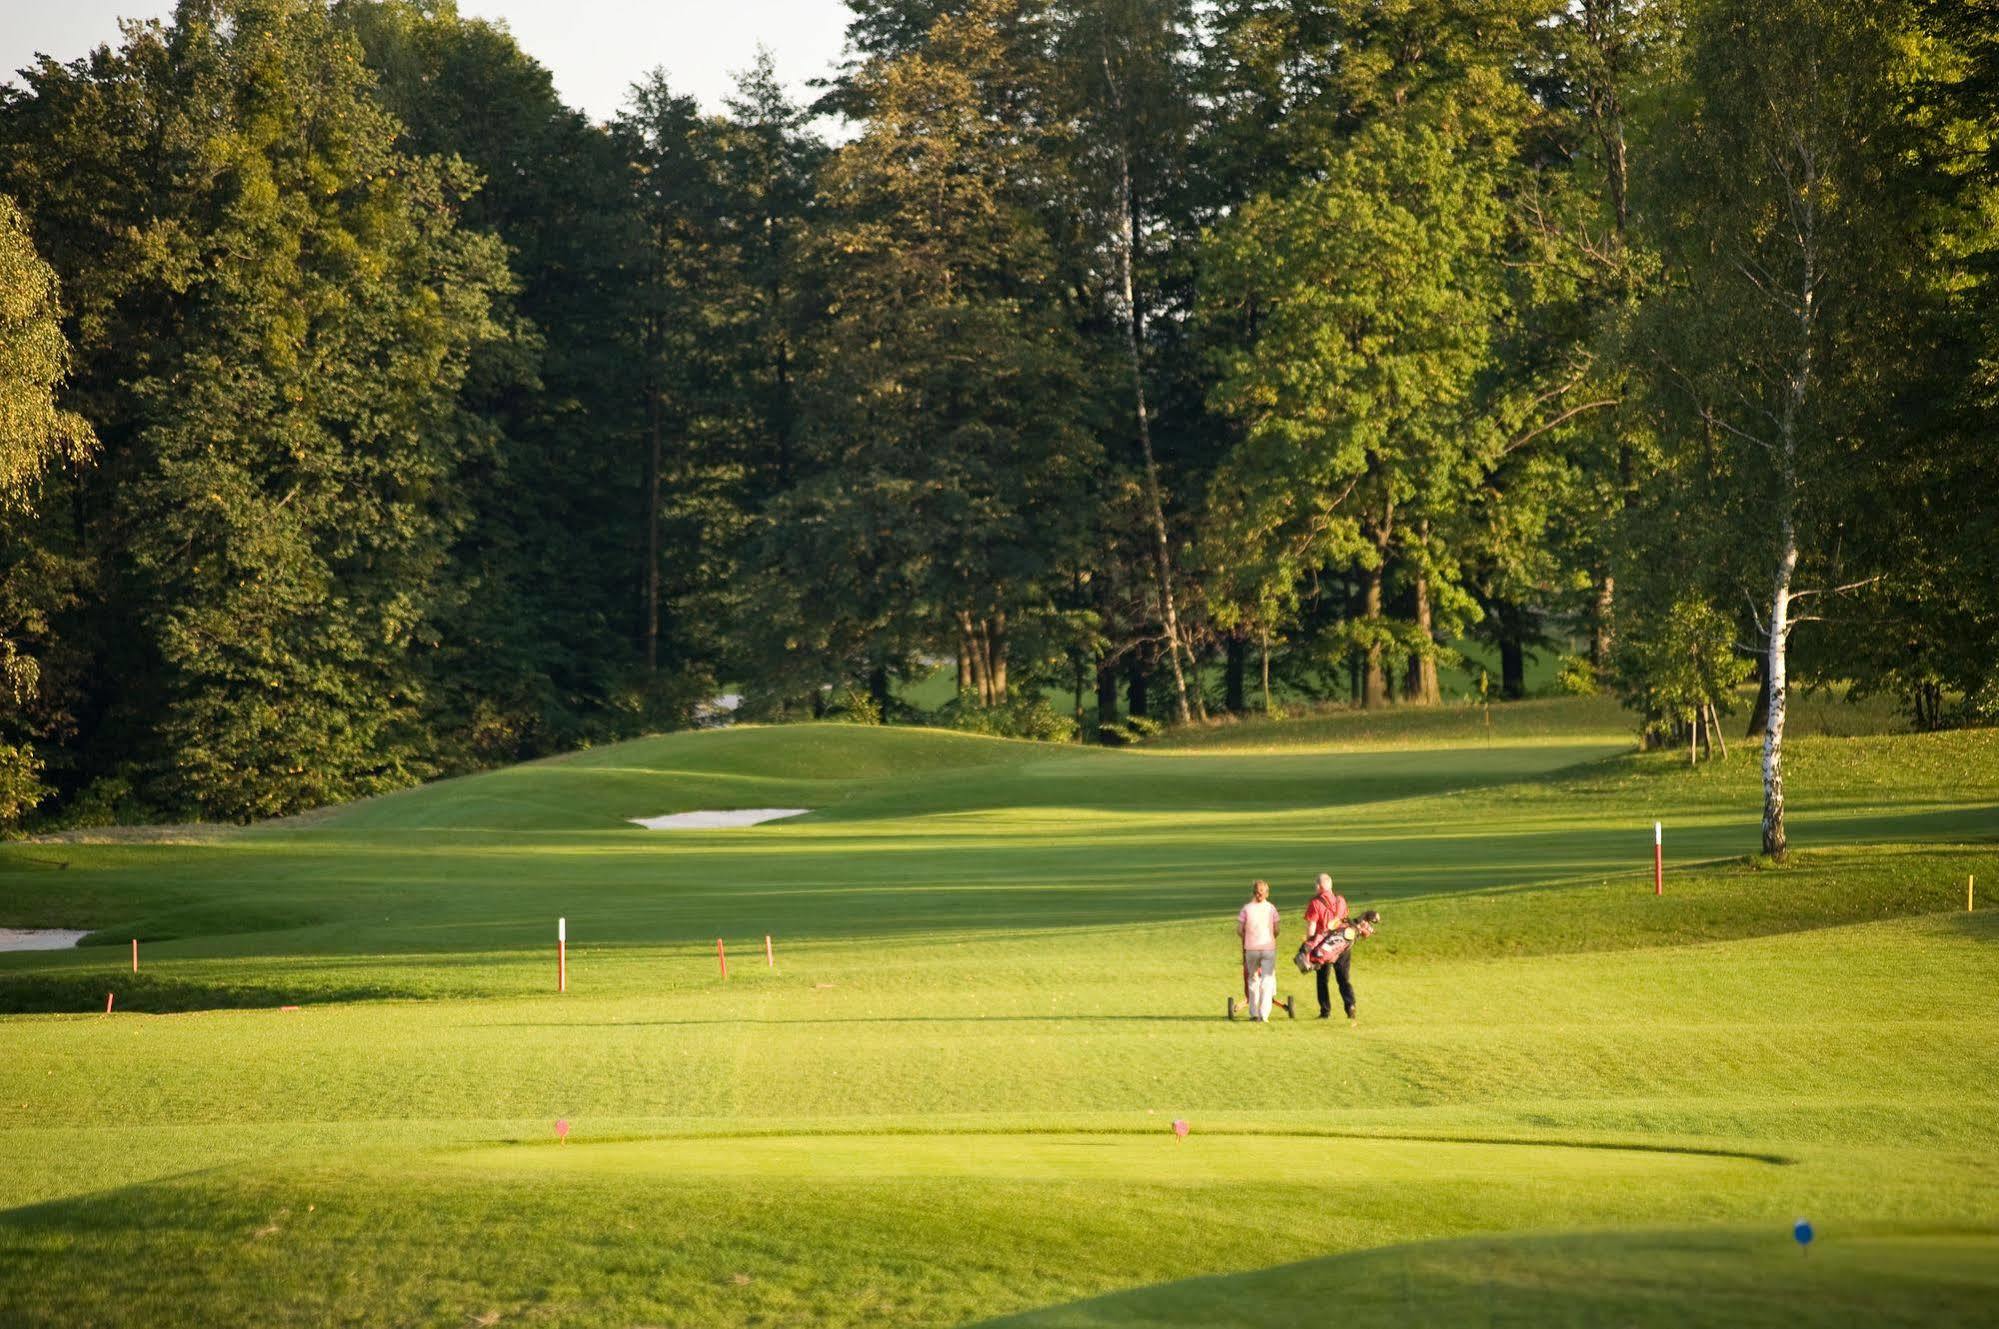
0, 0, 1993, 849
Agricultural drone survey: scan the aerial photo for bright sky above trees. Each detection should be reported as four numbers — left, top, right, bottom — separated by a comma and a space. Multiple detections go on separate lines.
0, 0, 852, 121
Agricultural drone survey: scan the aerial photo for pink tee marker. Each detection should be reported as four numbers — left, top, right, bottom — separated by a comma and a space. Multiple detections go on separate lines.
555, 1118, 570, 1144
1171, 1119, 1190, 1139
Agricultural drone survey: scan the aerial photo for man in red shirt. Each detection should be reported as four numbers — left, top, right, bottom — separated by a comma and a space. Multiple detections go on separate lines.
1303, 873, 1350, 1021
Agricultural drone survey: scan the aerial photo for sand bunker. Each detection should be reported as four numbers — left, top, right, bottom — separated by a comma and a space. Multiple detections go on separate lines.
0, 928, 88, 952
628, 809, 809, 831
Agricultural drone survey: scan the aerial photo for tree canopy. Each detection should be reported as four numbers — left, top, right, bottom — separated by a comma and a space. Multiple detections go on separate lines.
0, 0, 1991, 852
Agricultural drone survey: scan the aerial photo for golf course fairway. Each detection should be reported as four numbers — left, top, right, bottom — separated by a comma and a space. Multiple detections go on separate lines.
1, 697, 1995, 1326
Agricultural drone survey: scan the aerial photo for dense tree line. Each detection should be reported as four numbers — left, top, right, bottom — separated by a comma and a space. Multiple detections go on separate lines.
0, 0, 1993, 852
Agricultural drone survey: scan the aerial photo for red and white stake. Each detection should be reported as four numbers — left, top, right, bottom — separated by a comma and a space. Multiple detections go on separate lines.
131, 938, 138, 973
717, 938, 729, 979
1653, 822, 1664, 897
104, 992, 114, 1015
765, 934, 774, 969
557, 917, 568, 994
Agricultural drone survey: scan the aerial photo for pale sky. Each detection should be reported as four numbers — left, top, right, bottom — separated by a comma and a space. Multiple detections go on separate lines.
0, 0, 854, 123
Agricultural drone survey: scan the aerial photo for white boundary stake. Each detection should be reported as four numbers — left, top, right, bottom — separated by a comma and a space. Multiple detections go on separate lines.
765, 934, 775, 969
1653, 822, 1664, 897
558, 917, 567, 994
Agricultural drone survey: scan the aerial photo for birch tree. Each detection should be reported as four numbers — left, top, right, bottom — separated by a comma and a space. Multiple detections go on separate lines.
1643, 0, 1925, 857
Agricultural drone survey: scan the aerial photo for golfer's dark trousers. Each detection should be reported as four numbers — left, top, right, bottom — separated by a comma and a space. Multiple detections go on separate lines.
1318, 953, 1355, 1018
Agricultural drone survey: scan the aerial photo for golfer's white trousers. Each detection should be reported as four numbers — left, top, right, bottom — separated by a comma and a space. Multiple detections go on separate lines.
1243, 949, 1276, 1020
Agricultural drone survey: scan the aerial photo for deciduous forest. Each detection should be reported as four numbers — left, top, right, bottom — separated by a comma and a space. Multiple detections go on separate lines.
1, 0, 1995, 850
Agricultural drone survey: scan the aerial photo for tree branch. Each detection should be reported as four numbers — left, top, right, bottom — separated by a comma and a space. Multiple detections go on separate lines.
1788, 574, 1886, 601
1504, 398, 1621, 453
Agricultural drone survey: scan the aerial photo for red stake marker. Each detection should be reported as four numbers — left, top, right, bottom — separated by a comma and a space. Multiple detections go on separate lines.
558, 917, 568, 994
105, 992, 114, 1015
765, 934, 774, 969
1654, 821, 1664, 897
131, 938, 139, 973
717, 938, 728, 979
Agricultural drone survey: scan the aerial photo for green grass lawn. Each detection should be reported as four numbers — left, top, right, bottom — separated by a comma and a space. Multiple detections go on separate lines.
0, 701, 1994, 1326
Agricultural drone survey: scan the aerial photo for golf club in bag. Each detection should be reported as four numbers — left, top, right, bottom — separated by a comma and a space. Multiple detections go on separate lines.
1295, 910, 1381, 972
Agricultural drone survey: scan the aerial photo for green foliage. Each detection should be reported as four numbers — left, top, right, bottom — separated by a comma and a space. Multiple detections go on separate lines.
0, 194, 93, 828
344, 0, 652, 764
824, 687, 884, 726
1554, 653, 1602, 697
0, 739, 40, 825
1095, 712, 1162, 746
0, 0, 1991, 847
934, 691, 1078, 742
741, 0, 1099, 715
0, 194, 92, 507
1609, 594, 1751, 744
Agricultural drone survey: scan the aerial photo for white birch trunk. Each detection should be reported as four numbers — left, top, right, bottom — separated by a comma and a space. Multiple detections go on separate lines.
1762, 524, 1795, 856
1763, 138, 1816, 861
1111, 122, 1192, 726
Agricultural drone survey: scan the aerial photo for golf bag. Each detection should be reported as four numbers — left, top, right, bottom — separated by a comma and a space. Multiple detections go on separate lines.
1302, 913, 1378, 970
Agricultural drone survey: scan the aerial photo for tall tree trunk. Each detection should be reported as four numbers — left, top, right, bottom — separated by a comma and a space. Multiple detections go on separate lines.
1745, 658, 1770, 737
1114, 141, 1192, 726
1260, 625, 1273, 716
1225, 633, 1247, 714
1590, 570, 1615, 671
1359, 509, 1391, 715
957, 646, 972, 695
988, 612, 1007, 704
1096, 657, 1120, 740
1361, 563, 1389, 709
1186, 633, 1209, 723
1763, 150, 1817, 861
1500, 633, 1526, 700
773, 335, 793, 488
868, 665, 891, 722
1583, 0, 1633, 235
1763, 492, 1797, 859
643, 345, 663, 672
1127, 650, 1150, 719
958, 610, 990, 708
1407, 566, 1440, 705
1582, 0, 1633, 676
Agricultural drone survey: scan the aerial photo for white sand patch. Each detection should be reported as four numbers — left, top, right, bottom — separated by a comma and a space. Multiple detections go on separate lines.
693, 693, 745, 727
0, 928, 89, 952
628, 808, 810, 831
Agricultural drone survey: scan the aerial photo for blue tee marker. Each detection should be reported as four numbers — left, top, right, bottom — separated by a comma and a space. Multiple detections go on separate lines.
1794, 1219, 1814, 1249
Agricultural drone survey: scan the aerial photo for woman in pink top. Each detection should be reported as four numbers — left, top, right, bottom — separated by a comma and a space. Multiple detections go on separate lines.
1237, 879, 1280, 1022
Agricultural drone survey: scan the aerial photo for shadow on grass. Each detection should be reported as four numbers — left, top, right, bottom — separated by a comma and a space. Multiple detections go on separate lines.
971, 1224, 1999, 1329
485, 1124, 1794, 1166
477, 1013, 1251, 1029
0, 971, 423, 1015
